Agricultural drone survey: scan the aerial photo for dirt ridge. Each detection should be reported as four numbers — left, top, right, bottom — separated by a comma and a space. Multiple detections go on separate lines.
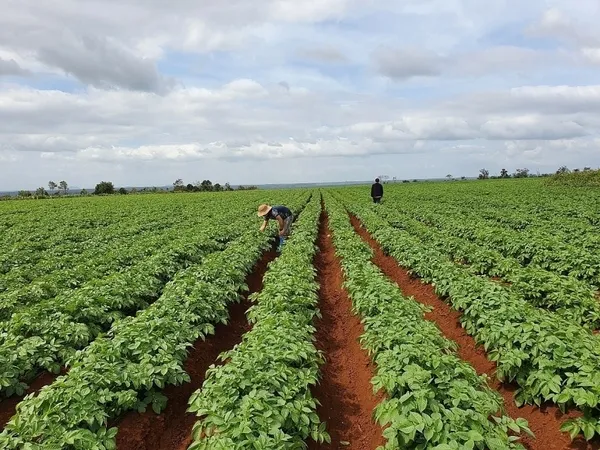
350, 214, 597, 450
115, 247, 277, 450
309, 213, 384, 450
0, 371, 60, 431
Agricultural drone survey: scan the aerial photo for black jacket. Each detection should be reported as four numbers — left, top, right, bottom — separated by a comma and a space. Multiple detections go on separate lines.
371, 182, 383, 198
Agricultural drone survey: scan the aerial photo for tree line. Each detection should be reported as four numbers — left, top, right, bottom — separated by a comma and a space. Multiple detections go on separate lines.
172, 179, 257, 192
476, 168, 531, 179
5, 178, 258, 200
475, 166, 596, 180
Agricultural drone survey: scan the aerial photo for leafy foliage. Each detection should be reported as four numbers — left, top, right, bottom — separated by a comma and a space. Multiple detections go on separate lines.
187, 196, 329, 449
0, 192, 310, 448
94, 181, 115, 195
546, 168, 600, 187
375, 206, 600, 328
325, 194, 531, 449
340, 191, 600, 441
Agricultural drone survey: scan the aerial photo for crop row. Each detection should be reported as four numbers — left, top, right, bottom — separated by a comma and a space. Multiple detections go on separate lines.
400, 202, 600, 286
325, 194, 531, 449
0, 220, 199, 321
374, 206, 600, 328
342, 198, 600, 441
0, 194, 310, 398
0, 220, 161, 291
0, 228, 226, 399
0, 193, 260, 287
399, 179, 600, 233
187, 195, 327, 449
388, 188, 600, 286
0, 195, 242, 295
0, 194, 309, 449
439, 192, 600, 239
0, 201, 175, 278
436, 200, 600, 261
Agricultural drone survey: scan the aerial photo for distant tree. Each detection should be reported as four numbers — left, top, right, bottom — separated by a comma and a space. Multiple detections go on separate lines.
584, 167, 592, 172
461, 176, 467, 180
224, 182, 233, 191
402, 180, 410, 183
513, 168, 530, 178
18, 190, 32, 198
556, 166, 570, 175
118, 187, 128, 195
94, 181, 115, 195
35, 187, 48, 198
412, 179, 418, 182
478, 169, 490, 180
500, 168, 510, 178
173, 178, 185, 192
130, 188, 138, 194
58, 180, 68, 194
186, 183, 195, 192
573, 168, 581, 173
200, 180, 213, 191
80, 189, 89, 196
213, 183, 222, 192
48, 181, 57, 193
446, 174, 453, 181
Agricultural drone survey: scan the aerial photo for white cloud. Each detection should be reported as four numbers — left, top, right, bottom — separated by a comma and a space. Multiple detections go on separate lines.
481, 115, 587, 140
269, 0, 350, 22
2, 0, 600, 189
581, 48, 600, 64
0, 58, 29, 76
297, 47, 348, 63
36, 33, 172, 93
374, 47, 443, 80
528, 7, 600, 47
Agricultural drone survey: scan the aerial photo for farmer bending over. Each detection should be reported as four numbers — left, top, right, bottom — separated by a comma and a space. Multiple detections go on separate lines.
258, 204, 293, 251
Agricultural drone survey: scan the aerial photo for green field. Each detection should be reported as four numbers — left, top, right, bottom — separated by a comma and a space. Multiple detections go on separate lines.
1, 180, 600, 449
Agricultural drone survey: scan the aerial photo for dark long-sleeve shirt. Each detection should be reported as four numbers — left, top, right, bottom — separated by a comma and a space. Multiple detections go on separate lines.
264, 205, 292, 221
371, 182, 383, 198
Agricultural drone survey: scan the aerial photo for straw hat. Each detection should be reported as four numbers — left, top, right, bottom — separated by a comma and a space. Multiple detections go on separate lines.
257, 204, 272, 217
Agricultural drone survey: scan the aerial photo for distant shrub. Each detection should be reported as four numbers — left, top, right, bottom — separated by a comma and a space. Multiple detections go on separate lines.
546, 168, 600, 187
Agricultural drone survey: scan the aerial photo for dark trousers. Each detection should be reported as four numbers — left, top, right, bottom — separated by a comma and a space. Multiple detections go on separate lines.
373, 197, 381, 204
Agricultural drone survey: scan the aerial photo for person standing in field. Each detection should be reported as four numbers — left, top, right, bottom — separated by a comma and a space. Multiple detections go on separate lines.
258, 204, 293, 251
371, 178, 384, 203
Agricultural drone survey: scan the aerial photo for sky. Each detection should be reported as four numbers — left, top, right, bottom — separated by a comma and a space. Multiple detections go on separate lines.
1, 0, 600, 190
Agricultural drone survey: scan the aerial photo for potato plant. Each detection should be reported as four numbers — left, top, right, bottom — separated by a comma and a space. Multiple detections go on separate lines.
187, 196, 329, 449
325, 194, 532, 449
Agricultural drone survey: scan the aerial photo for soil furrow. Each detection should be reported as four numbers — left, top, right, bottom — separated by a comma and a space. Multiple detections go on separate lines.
115, 247, 278, 450
350, 214, 596, 450
309, 213, 384, 450
0, 371, 60, 431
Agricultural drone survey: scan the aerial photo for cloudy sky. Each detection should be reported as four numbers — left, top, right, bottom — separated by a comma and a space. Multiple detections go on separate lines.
1, 0, 600, 190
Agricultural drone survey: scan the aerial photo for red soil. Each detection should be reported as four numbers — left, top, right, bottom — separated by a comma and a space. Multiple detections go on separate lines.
0, 370, 60, 431
115, 249, 277, 450
309, 213, 384, 450
350, 215, 598, 450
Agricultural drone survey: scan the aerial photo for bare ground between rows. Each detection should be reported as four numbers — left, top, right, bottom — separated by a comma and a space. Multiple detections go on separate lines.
0, 370, 62, 431
115, 247, 278, 450
350, 214, 599, 450
0, 240, 214, 432
309, 212, 384, 450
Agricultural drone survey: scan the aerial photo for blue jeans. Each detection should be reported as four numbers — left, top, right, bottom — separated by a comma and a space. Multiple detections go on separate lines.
282, 215, 293, 236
